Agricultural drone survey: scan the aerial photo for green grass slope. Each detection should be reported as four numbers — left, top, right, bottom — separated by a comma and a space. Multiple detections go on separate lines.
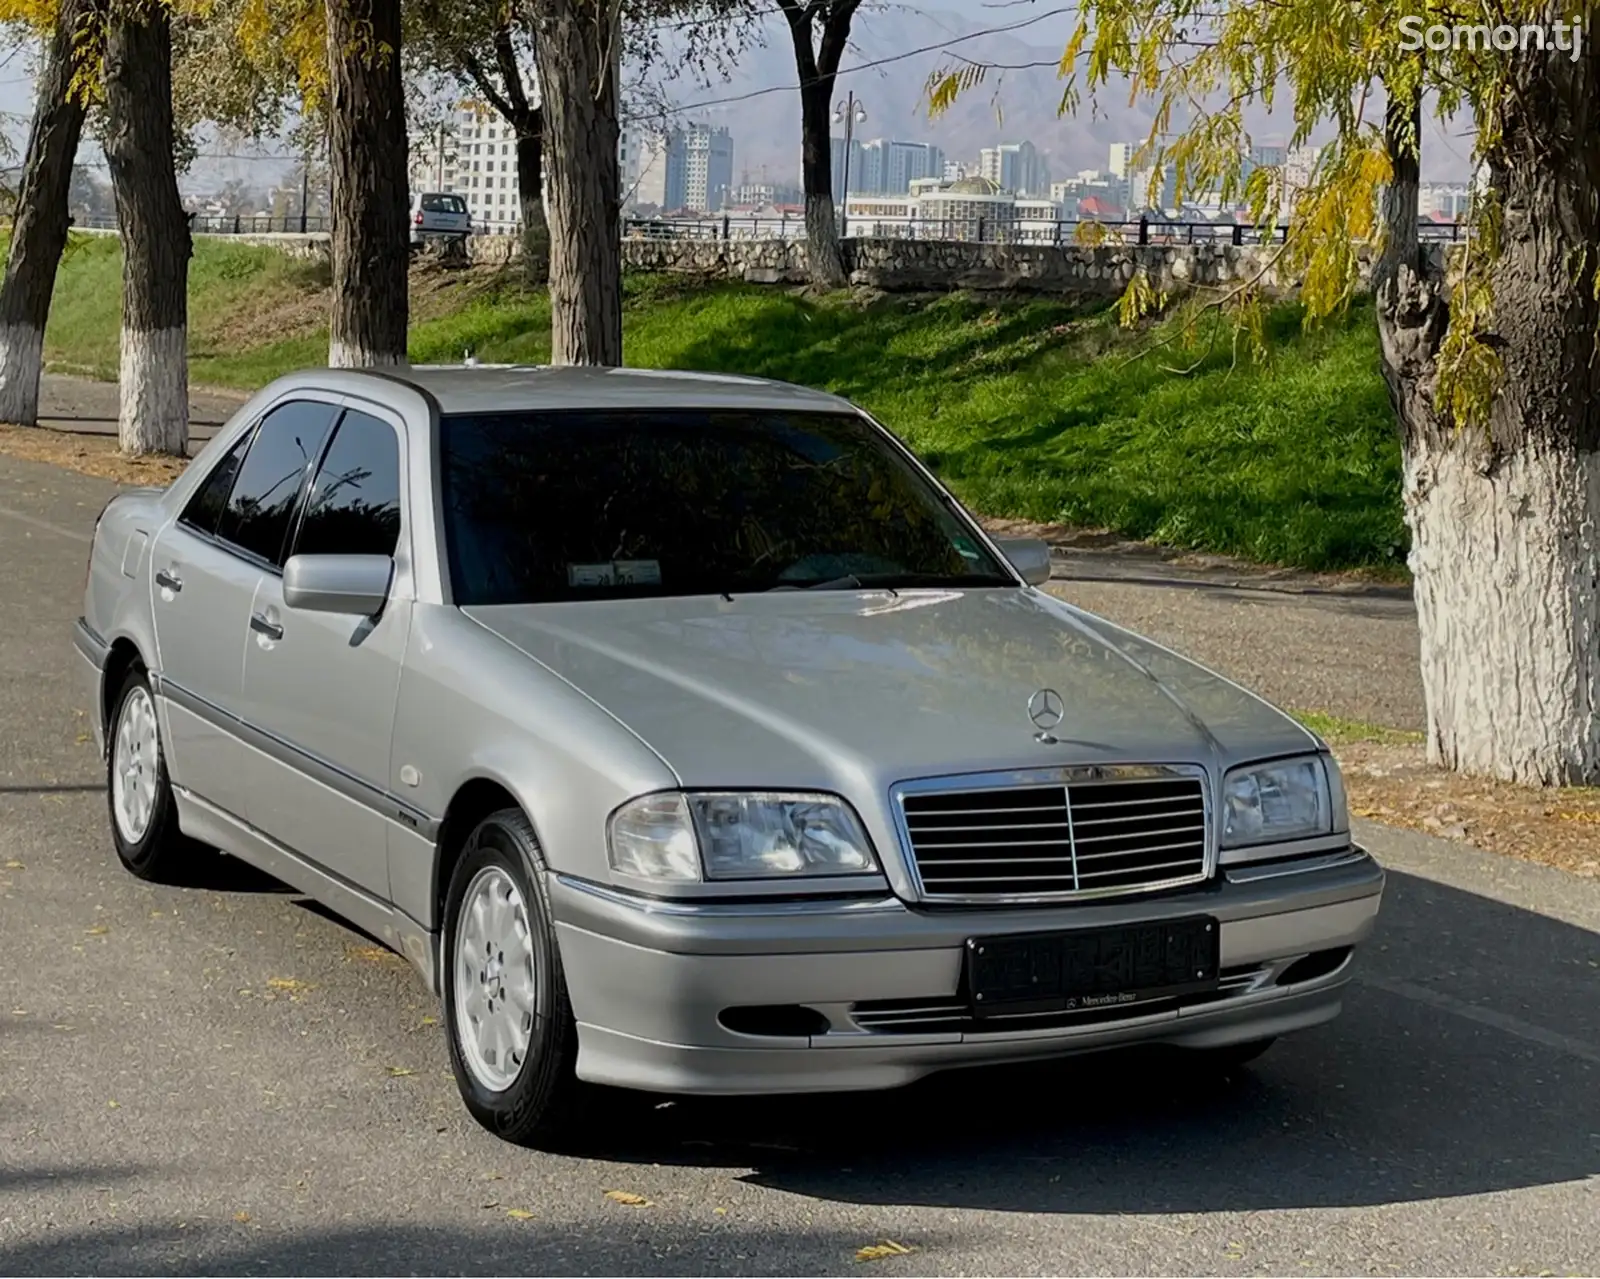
35, 233, 1404, 572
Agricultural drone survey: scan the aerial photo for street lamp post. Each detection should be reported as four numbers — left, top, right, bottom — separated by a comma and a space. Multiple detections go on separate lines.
832, 91, 866, 239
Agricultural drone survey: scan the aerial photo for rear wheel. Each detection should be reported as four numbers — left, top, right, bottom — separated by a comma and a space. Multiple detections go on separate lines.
442, 807, 594, 1149
106, 666, 198, 882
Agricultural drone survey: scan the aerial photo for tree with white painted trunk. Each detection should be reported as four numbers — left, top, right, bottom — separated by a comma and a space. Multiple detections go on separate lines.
326, 0, 409, 367
934, 0, 1600, 786
102, 0, 191, 456
0, 0, 102, 427
775, 0, 862, 290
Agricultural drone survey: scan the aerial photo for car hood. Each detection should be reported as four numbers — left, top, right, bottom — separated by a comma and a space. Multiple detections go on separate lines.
464, 588, 1315, 793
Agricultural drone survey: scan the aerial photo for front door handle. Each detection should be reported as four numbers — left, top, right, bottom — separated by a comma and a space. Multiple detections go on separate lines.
249, 613, 284, 642
155, 568, 183, 593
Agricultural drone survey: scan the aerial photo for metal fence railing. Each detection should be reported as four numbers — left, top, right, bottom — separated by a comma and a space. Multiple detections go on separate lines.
622, 214, 1469, 246
67, 211, 1470, 246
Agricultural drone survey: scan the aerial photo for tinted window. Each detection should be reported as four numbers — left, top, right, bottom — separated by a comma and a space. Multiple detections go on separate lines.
439, 409, 1013, 606
290, 410, 402, 558
215, 400, 338, 566
421, 194, 467, 214
179, 431, 252, 535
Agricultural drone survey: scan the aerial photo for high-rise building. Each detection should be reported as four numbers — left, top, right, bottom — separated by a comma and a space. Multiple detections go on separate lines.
632, 124, 734, 213
843, 139, 947, 195
419, 101, 635, 233
978, 141, 1051, 196
1107, 142, 1136, 180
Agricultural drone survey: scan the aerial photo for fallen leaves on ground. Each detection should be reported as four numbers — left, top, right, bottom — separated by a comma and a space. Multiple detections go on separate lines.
1336, 739, 1600, 877
84, 924, 109, 936
0, 424, 192, 486
384, 1065, 416, 1077
855, 1240, 914, 1263
603, 1189, 653, 1207
4, 860, 24, 870
265, 977, 310, 991
345, 943, 404, 965
505, 1208, 535, 1221
233, 1211, 251, 1224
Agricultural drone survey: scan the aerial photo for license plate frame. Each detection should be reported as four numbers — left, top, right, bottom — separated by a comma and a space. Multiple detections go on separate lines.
965, 915, 1220, 1018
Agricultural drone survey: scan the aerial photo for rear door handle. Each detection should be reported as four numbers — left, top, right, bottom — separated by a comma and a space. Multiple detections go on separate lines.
155, 568, 182, 592
249, 613, 283, 642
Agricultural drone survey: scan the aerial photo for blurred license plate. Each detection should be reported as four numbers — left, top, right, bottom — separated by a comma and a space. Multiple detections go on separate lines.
966, 916, 1219, 1017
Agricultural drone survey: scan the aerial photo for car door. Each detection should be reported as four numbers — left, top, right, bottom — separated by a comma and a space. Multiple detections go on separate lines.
150, 398, 341, 822
238, 405, 410, 902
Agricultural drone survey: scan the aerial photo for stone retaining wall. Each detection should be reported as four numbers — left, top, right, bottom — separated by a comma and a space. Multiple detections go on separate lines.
85, 225, 1442, 299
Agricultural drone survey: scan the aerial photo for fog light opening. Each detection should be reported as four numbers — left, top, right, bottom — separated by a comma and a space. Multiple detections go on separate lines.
1276, 946, 1353, 986
718, 1004, 831, 1038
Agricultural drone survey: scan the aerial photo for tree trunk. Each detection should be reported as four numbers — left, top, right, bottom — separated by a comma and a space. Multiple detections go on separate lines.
515, 122, 550, 286
325, 0, 409, 367
793, 57, 845, 287
102, 0, 190, 457
1377, 52, 1600, 785
0, 0, 98, 426
529, 0, 621, 366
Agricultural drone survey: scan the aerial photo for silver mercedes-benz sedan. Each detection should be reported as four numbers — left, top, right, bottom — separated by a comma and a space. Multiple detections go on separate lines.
74, 364, 1385, 1147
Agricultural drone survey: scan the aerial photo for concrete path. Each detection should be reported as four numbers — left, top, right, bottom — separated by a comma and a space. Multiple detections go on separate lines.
0, 451, 1594, 1276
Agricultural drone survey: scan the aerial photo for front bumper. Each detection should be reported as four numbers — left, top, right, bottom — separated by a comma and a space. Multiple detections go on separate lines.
550, 848, 1385, 1094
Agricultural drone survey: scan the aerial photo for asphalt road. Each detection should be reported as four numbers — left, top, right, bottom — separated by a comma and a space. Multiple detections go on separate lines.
1, 453, 1596, 1277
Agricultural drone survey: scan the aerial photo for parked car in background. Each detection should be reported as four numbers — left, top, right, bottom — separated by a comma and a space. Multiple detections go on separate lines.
410, 192, 470, 245
73, 364, 1385, 1149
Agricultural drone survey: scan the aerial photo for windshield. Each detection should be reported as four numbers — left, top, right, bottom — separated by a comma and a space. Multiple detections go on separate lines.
438, 407, 1016, 605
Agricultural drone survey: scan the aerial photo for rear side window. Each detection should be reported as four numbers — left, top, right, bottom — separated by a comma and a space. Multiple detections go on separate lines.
215, 400, 340, 566
290, 409, 403, 558
179, 431, 252, 536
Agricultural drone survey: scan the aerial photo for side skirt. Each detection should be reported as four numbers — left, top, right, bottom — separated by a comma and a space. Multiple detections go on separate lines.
172, 785, 440, 996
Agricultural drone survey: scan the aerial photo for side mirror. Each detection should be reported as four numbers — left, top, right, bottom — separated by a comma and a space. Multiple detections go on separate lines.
282, 553, 394, 617
994, 536, 1053, 587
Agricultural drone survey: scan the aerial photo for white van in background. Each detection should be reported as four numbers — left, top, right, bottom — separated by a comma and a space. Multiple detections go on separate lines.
410, 192, 471, 245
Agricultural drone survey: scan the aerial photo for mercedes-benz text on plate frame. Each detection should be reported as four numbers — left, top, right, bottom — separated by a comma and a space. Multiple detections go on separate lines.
76, 363, 1386, 1148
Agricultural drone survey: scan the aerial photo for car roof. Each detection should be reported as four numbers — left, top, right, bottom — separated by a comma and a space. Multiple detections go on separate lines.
269, 364, 856, 417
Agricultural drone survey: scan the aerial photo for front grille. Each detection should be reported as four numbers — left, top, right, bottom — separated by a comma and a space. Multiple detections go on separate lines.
899, 774, 1209, 901
851, 965, 1264, 1036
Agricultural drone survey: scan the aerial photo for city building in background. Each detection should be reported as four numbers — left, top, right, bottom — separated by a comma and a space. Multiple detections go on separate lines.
977, 141, 1051, 196
831, 138, 946, 197
632, 123, 734, 213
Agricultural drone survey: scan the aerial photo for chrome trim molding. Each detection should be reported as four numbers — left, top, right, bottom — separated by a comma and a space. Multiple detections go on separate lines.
889, 762, 1214, 906
154, 672, 442, 842
553, 874, 904, 919
1223, 847, 1372, 885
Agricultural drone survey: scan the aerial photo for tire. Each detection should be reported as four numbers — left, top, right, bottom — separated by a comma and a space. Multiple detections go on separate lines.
106, 666, 199, 882
442, 807, 594, 1149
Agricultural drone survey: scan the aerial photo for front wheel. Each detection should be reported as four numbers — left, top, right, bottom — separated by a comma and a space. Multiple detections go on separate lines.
442, 808, 593, 1149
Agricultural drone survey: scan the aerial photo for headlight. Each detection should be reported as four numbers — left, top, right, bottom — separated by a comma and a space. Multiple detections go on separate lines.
608, 791, 880, 883
1222, 755, 1335, 847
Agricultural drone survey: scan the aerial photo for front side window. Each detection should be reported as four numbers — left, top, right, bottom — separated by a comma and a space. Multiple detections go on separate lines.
290, 409, 402, 559
215, 400, 340, 566
439, 408, 1014, 606
179, 431, 253, 536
